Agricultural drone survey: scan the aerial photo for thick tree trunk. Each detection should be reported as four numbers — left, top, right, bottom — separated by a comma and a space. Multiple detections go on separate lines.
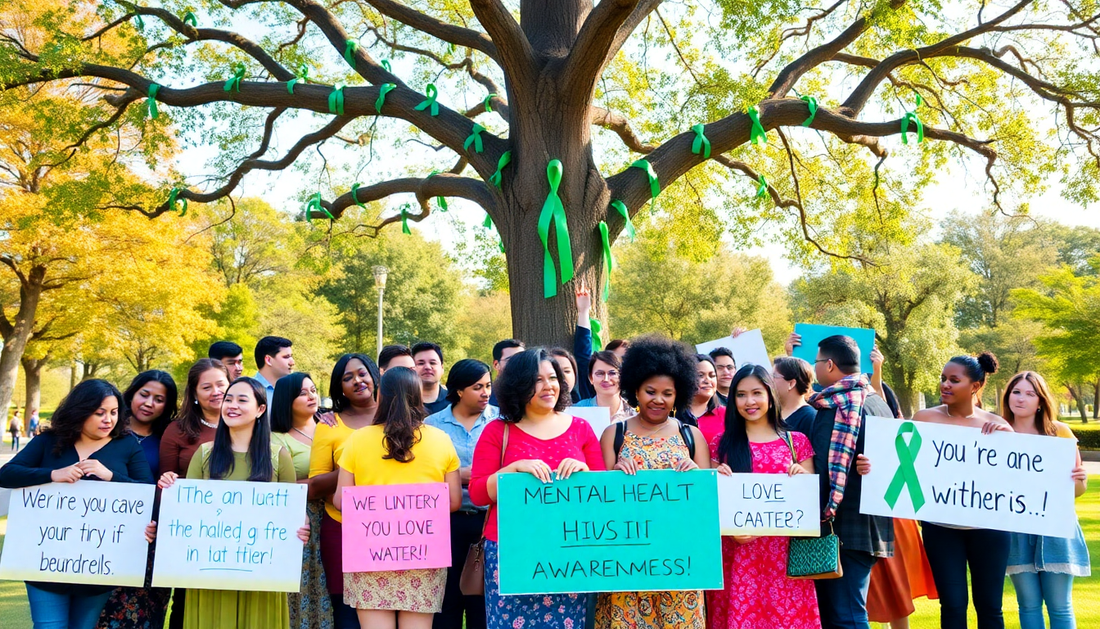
0, 264, 46, 421
1067, 383, 1088, 422
21, 354, 46, 432
1093, 378, 1099, 420
885, 360, 916, 417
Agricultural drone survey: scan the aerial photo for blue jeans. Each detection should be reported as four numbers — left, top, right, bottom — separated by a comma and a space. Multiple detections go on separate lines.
1011, 571, 1076, 629
923, 523, 1010, 629
25, 584, 113, 629
814, 548, 877, 629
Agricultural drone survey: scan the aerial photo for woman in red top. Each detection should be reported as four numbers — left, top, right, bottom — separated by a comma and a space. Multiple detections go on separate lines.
681, 353, 726, 446
469, 348, 605, 629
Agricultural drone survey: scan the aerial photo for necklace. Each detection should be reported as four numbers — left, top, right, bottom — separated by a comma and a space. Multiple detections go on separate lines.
200, 417, 218, 429
292, 427, 313, 442
132, 433, 149, 444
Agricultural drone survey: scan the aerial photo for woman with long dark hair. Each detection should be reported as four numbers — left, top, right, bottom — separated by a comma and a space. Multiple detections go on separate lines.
272, 373, 334, 629
155, 377, 305, 629
159, 359, 228, 481
0, 379, 154, 629
334, 367, 461, 629
97, 371, 178, 629
309, 353, 381, 628
680, 353, 726, 446
708, 365, 818, 629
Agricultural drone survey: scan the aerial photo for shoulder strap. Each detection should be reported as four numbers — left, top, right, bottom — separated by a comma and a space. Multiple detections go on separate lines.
614, 421, 626, 462
779, 430, 797, 464
677, 420, 696, 459
500, 423, 509, 468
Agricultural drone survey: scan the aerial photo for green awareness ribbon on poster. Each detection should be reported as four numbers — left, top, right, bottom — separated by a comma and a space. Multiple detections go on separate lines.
329, 83, 345, 115
344, 40, 358, 66
287, 64, 309, 94
748, 105, 767, 145
610, 200, 635, 242
598, 220, 613, 301
800, 95, 818, 127
146, 84, 160, 119
484, 93, 496, 113
630, 159, 659, 211
589, 317, 603, 353
691, 124, 711, 159
381, 59, 392, 73
489, 151, 512, 188
375, 83, 395, 113
756, 174, 768, 198
415, 84, 440, 116
538, 159, 574, 298
183, 11, 197, 27
426, 170, 448, 211
223, 63, 245, 93
401, 206, 411, 234
304, 193, 333, 224
168, 187, 187, 216
901, 95, 924, 145
464, 123, 486, 154
884, 422, 926, 511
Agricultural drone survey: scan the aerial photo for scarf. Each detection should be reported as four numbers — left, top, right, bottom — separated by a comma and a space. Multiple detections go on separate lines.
809, 373, 869, 519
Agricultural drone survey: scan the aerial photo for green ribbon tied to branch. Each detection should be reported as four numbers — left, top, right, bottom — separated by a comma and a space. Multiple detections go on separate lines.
401, 206, 411, 235
691, 124, 711, 159
426, 170, 448, 211
182, 11, 197, 27
800, 95, 818, 127
884, 422, 926, 512
223, 63, 245, 93
610, 200, 636, 242
748, 105, 767, 145
589, 317, 603, 354
483, 93, 496, 113
146, 84, 160, 120
329, 83, 345, 115
901, 94, 924, 145
489, 151, 512, 188
381, 59, 391, 73
168, 187, 187, 216
344, 40, 358, 67
630, 159, 659, 211
483, 212, 493, 229
287, 64, 309, 94
598, 220, 613, 301
350, 182, 366, 210
133, 15, 144, 30
538, 159, 575, 299
375, 83, 396, 114
415, 84, 440, 116
756, 174, 768, 198
304, 193, 334, 224
464, 123, 486, 154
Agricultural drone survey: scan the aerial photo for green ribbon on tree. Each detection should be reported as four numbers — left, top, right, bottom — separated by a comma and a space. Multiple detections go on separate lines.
146, 84, 160, 120
901, 95, 924, 145
483, 93, 496, 112
800, 95, 818, 127
598, 220, 613, 301
182, 11, 197, 27
756, 174, 768, 198
538, 159, 574, 298
287, 64, 309, 94
375, 83, 396, 113
401, 206, 411, 234
224, 63, 245, 93
168, 187, 187, 216
489, 150, 512, 188
328, 83, 345, 115
426, 170, 448, 211
691, 124, 711, 159
350, 182, 366, 210
304, 193, 334, 224
381, 59, 392, 72
464, 123, 486, 154
748, 105, 767, 145
630, 159, 659, 211
415, 84, 440, 116
589, 317, 603, 353
610, 200, 636, 242
483, 212, 493, 228
884, 422, 926, 511
133, 14, 144, 30
344, 40, 358, 66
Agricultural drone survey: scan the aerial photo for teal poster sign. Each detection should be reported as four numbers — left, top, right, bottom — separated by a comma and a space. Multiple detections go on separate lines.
496, 469, 723, 595
792, 323, 876, 374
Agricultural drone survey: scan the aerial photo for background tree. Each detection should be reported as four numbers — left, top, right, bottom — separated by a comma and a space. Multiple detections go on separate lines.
3, 0, 1098, 349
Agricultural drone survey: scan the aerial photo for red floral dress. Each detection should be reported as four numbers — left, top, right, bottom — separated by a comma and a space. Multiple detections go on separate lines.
705, 433, 820, 629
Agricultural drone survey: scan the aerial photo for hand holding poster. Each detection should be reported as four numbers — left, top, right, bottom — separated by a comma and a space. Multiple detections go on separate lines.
152, 479, 307, 592
792, 323, 875, 373
859, 417, 1078, 538
341, 483, 451, 572
0, 481, 155, 586
717, 473, 820, 536
567, 406, 613, 438
496, 469, 722, 595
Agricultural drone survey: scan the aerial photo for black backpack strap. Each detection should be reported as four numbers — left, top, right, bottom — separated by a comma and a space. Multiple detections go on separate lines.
678, 420, 696, 460
614, 421, 626, 462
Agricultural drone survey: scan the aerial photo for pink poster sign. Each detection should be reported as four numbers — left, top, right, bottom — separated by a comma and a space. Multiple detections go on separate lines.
341, 483, 452, 572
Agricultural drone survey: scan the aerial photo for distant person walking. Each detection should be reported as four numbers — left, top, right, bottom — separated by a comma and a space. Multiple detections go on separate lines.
9, 410, 22, 450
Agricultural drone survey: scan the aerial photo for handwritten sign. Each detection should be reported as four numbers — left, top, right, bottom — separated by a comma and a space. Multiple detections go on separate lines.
152, 479, 307, 591
696, 329, 772, 369
860, 417, 1078, 538
496, 470, 722, 594
717, 474, 820, 536
0, 482, 155, 586
568, 406, 613, 438
792, 323, 875, 374
341, 483, 451, 572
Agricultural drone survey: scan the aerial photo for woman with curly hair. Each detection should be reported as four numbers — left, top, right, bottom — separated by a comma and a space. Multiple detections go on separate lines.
470, 348, 606, 629
595, 335, 711, 629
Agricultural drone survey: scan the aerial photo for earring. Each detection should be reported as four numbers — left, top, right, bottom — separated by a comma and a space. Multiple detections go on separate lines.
194, 400, 199, 405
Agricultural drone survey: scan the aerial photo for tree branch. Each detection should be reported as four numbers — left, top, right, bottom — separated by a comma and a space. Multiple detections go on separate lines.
314, 172, 496, 226
357, 0, 500, 63
562, 0, 639, 103
468, 0, 537, 90
605, 0, 664, 62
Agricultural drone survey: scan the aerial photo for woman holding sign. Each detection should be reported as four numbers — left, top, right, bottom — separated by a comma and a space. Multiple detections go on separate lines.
0, 379, 155, 629
334, 367, 462, 629
596, 336, 711, 629
469, 348, 606, 629
708, 365, 819, 629
1002, 371, 1090, 629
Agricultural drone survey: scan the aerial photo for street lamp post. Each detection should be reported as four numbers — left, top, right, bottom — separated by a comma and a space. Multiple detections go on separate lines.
372, 266, 388, 359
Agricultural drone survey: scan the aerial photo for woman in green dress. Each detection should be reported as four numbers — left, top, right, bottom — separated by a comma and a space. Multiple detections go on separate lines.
156, 377, 308, 629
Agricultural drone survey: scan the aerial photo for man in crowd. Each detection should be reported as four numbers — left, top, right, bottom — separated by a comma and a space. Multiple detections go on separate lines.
488, 339, 525, 406
708, 347, 735, 406
412, 341, 449, 414
208, 341, 245, 380
378, 344, 416, 373
254, 336, 294, 403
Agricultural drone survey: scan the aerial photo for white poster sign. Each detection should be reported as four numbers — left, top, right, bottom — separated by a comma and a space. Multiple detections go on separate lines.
695, 329, 771, 369
859, 417, 1078, 538
717, 473, 820, 536
0, 482, 155, 586
568, 406, 613, 438
152, 479, 307, 592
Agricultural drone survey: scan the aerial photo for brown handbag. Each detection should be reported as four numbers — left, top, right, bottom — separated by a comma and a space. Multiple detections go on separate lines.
459, 423, 508, 596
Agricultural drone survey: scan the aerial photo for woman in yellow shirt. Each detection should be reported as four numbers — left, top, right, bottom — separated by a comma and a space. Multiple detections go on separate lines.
334, 367, 461, 629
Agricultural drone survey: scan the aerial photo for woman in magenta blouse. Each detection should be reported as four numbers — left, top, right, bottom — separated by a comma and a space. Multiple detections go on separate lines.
469, 348, 606, 629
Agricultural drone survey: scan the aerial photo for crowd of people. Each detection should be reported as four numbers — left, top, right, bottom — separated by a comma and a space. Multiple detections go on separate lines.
0, 288, 1090, 629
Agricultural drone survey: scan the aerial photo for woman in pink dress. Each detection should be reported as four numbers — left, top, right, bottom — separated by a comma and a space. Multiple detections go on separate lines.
708, 364, 820, 629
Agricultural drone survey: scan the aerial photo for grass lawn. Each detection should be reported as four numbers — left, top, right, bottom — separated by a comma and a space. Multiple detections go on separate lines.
2, 478, 1098, 629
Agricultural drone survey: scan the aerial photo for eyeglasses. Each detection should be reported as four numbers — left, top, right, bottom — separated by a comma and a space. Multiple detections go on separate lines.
593, 370, 620, 379
715, 365, 736, 372
814, 359, 830, 364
